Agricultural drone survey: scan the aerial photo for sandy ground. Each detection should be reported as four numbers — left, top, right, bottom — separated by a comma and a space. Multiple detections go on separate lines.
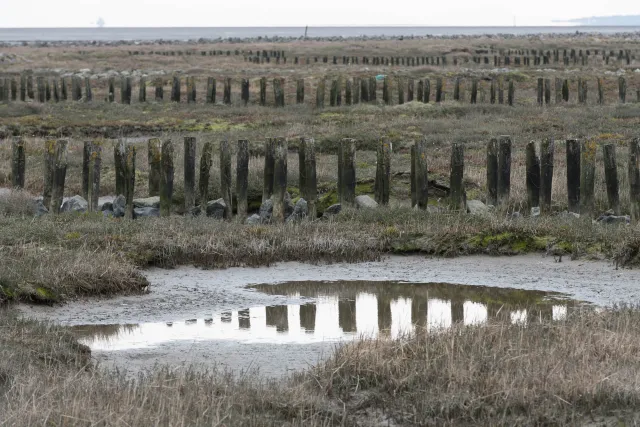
17, 254, 640, 376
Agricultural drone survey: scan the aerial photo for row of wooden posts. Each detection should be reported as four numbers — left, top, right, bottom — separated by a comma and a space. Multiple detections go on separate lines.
1, 74, 638, 106
8, 135, 640, 220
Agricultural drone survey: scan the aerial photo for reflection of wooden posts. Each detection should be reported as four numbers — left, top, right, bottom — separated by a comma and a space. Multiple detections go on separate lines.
338, 300, 357, 333
236, 139, 249, 219
414, 140, 429, 209
580, 140, 597, 215
50, 140, 68, 215
183, 137, 196, 211
87, 142, 102, 212
486, 138, 498, 206
238, 309, 251, 329
377, 296, 392, 332
603, 144, 620, 214
199, 142, 213, 204
451, 300, 464, 324
540, 138, 555, 214
160, 140, 174, 217
629, 138, 640, 221
301, 138, 317, 219
272, 138, 288, 222
411, 299, 428, 328
449, 143, 465, 211
124, 145, 136, 220
220, 140, 233, 220
114, 140, 126, 196
299, 304, 317, 333
43, 139, 56, 209
497, 136, 512, 206
339, 138, 356, 205
525, 141, 541, 209
265, 306, 289, 332
147, 138, 162, 197
11, 137, 25, 189
566, 139, 581, 213
375, 139, 391, 205
263, 138, 275, 202
82, 140, 92, 199
206, 77, 215, 104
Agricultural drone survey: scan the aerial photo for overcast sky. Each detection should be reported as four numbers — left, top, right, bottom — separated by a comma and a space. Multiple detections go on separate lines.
1, 0, 638, 27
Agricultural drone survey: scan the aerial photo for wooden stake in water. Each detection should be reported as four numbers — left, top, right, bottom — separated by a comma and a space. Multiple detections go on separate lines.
236, 139, 249, 218
183, 136, 196, 211
449, 143, 465, 211
147, 138, 162, 197
272, 138, 288, 222
580, 140, 597, 216
497, 136, 512, 206
124, 144, 136, 220
486, 138, 498, 206
566, 139, 581, 214
160, 140, 174, 217
540, 138, 555, 214
199, 142, 213, 205
525, 141, 541, 209
50, 140, 68, 214
220, 140, 233, 219
603, 143, 620, 214
375, 139, 391, 205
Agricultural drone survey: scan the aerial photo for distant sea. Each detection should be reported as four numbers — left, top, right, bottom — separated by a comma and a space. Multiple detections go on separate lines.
1, 26, 640, 42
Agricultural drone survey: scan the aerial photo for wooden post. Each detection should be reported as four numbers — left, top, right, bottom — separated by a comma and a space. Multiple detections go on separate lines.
537, 78, 543, 105
352, 77, 360, 104
43, 139, 56, 209
20, 74, 26, 101
220, 140, 233, 219
316, 79, 325, 108
407, 79, 414, 102
114, 140, 126, 196
27, 75, 34, 100
629, 139, 640, 221
186, 76, 196, 103
183, 136, 196, 210
330, 79, 338, 107
199, 142, 213, 204
554, 78, 562, 104
449, 143, 465, 211
302, 138, 317, 219
603, 143, 620, 214
369, 77, 376, 102
397, 78, 405, 105
383, 77, 390, 104
424, 79, 431, 103
273, 78, 284, 107
345, 78, 352, 105
410, 145, 417, 207
272, 138, 288, 222
470, 79, 478, 104
236, 139, 249, 218
147, 138, 162, 197
525, 141, 541, 209
544, 78, 551, 104
414, 140, 429, 209
107, 77, 115, 102
619, 77, 626, 103
206, 77, 216, 104
340, 138, 356, 205
120, 77, 131, 104
498, 79, 504, 104
50, 140, 68, 214
435, 77, 443, 103
36, 76, 45, 102
44, 79, 50, 102
507, 80, 515, 106
580, 140, 597, 215
259, 77, 266, 106
11, 137, 25, 189
490, 79, 496, 104
497, 135, 512, 206
359, 78, 368, 103
124, 144, 136, 220
87, 142, 102, 213
84, 77, 92, 102
540, 138, 555, 214
453, 77, 460, 101
138, 77, 146, 102
566, 139, 581, 213
486, 138, 498, 206
562, 79, 569, 102
82, 140, 92, 199
597, 78, 604, 105
417, 80, 424, 103
375, 139, 391, 205
241, 79, 249, 105
263, 138, 275, 202
160, 140, 174, 217
223, 78, 231, 104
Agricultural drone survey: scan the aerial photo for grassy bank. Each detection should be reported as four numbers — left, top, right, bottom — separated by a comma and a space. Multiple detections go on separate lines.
3, 304, 640, 425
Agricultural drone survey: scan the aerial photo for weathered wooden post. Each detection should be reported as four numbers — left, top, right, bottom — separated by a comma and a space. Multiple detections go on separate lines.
540, 138, 555, 214
410, 145, 417, 207
27, 75, 34, 100
82, 140, 93, 199
352, 77, 360, 104
498, 79, 504, 104
206, 77, 216, 104
330, 79, 338, 107
147, 138, 162, 197
160, 140, 174, 217
537, 78, 543, 105
345, 78, 352, 105
544, 78, 551, 104
490, 79, 496, 104
236, 139, 249, 218
19, 74, 26, 101
106, 77, 115, 102
453, 77, 460, 101
138, 77, 146, 102
36, 76, 45, 102
375, 139, 391, 205
82, 77, 91, 102
273, 78, 284, 107
486, 138, 498, 206
241, 79, 249, 105
435, 77, 443, 103
407, 79, 414, 102
259, 77, 267, 106
507, 80, 515, 106
554, 78, 562, 104
562, 79, 569, 102
171, 76, 180, 102
417, 80, 424, 103
629, 138, 640, 221
124, 144, 136, 219
43, 139, 56, 208
414, 140, 429, 209
603, 143, 620, 214
186, 76, 196, 103
50, 140, 68, 214
44, 80, 51, 102
580, 139, 596, 215
360, 78, 368, 103
120, 77, 131, 104
87, 142, 102, 212
272, 137, 288, 222
597, 78, 604, 105
449, 143, 465, 211
199, 142, 213, 204
424, 79, 431, 103
618, 77, 626, 103
316, 79, 325, 108
220, 140, 233, 219
397, 78, 405, 105
301, 137, 317, 219
11, 137, 25, 189
223, 78, 232, 105
263, 138, 275, 202
566, 139, 581, 213
183, 137, 196, 211
72, 77, 83, 101
470, 79, 478, 104
369, 76, 377, 102
525, 141, 541, 209
497, 136, 512, 206
340, 138, 356, 205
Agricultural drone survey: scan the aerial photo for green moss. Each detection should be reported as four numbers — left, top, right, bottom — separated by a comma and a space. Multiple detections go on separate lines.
468, 232, 552, 254
34, 287, 58, 302
317, 190, 338, 215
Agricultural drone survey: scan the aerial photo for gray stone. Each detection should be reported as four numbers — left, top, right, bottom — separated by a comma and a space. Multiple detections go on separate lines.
355, 195, 378, 209
245, 214, 261, 225
531, 207, 541, 217
133, 196, 160, 208
98, 196, 115, 209
259, 199, 273, 223
596, 213, 630, 224
60, 195, 88, 213
133, 207, 160, 218
113, 195, 126, 217
286, 198, 308, 223
511, 211, 521, 219
35, 201, 48, 217
101, 202, 113, 212
206, 198, 226, 219
466, 199, 489, 215
558, 211, 580, 219
323, 203, 342, 217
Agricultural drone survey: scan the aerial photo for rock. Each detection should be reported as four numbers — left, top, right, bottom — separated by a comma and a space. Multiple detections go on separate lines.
355, 195, 378, 209
466, 199, 489, 215
245, 214, 261, 225
286, 198, 308, 222
323, 203, 342, 217
596, 213, 630, 224
35, 201, 48, 217
531, 207, 541, 217
60, 195, 88, 213
206, 198, 226, 219
511, 211, 521, 219
558, 211, 580, 219
133, 196, 160, 208
133, 207, 160, 218
259, 199, 273, 223
102, 210, 114, 218
98, 196, 115, 210
113, 195, 126, 217
101, 202, 113, 212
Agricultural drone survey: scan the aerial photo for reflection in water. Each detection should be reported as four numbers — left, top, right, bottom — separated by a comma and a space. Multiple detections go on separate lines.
72, 281, 580, 352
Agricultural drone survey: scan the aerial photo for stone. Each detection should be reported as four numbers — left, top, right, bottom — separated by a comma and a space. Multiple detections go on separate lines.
101, 202, 113, 212
323, 203, 342, 217
466, 199, 489, 215
596, 213, 630, 224
206, 198, 226, 219
133, 196, 160, 208
531, 206, 541, 217
112, 195, 126, 217
35, 201, 48, 217
133, 207, 160, 218
286, 198, 308, 222
511, 211, 521, 219
558, 211, 580, 219
259, 199, 273, 223
245, 214, 261, 225
60, 195, 88, 213
98, 196, 115, 210
355, 195, 378, 209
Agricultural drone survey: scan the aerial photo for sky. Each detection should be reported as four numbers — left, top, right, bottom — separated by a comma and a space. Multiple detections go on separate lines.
0, 0, 638, 27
